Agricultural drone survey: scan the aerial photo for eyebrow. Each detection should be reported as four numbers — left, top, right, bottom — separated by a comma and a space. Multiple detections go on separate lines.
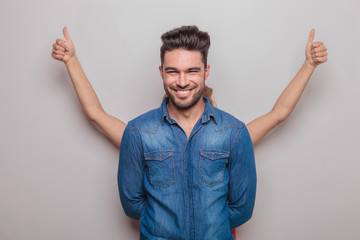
188, 67, 201, 71
164, 67, 177, 71
164, 67, 201, 71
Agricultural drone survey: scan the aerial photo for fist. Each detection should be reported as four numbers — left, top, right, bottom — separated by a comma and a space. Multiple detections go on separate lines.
51, 26, 75, 64
305, 29, 328, 67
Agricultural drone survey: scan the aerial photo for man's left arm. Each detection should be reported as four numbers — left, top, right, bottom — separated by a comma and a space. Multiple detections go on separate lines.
228, 124, 257, 229
246, 29, 327, 145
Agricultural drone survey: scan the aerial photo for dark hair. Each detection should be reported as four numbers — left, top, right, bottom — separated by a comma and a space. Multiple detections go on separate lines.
160, 25, 216, 106
160, 25, 211, 67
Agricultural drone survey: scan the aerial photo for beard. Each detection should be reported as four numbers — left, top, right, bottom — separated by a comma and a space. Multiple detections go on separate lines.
164, 82, 205, 110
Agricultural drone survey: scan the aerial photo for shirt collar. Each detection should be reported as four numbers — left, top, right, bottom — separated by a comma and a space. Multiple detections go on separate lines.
160, 96, 217, 125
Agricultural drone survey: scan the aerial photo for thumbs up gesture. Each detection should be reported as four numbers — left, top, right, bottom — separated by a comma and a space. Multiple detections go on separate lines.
51, 26, 75, 64
305, 29, 328, 67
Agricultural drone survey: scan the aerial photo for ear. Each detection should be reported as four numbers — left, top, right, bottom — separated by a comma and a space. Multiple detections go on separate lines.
159, 65, 164, 79
204, 64, 210, 80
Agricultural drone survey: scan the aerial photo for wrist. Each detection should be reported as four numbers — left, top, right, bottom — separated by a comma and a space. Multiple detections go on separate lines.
65, 55, 77, 67
304, 59, 317, 70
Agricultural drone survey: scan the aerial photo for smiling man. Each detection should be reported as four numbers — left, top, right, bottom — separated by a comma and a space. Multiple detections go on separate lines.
118, 26, 256, 240
161, 49, 208, 110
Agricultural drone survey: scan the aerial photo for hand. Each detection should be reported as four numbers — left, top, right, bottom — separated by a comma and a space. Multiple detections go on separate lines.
51, 26, 75, 64
305, 29, 328, 68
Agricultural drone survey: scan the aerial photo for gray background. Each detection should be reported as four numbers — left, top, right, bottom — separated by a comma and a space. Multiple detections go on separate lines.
1, 0, 359, 239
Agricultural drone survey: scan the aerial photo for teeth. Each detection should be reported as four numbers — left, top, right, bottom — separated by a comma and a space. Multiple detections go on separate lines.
176, 90, 190, 94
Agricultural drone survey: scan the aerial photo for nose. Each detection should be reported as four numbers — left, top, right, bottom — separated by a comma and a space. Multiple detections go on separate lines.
177, 72, 190, 88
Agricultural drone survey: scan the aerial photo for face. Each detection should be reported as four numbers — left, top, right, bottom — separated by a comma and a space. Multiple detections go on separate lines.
159, 49, 210, 110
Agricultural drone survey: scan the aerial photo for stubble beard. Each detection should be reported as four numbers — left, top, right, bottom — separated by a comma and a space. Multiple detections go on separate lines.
164, 82, 205, 111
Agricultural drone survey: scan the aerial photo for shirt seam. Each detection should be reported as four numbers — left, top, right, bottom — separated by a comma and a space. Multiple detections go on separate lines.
128, 121, 161, 134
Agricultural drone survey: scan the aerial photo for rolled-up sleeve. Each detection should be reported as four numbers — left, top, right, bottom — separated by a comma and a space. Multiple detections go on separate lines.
118, 125, 146, 220
228, 124, 257, 229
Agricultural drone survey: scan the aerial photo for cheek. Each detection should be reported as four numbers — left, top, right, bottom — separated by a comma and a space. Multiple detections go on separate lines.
164, 74, 178, 82
193, 75, 205, 84
163, 78, 176, 88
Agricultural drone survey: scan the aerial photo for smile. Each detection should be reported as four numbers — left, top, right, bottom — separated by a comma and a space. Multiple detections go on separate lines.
173, 89, 193, 98
177, 90, 190, 94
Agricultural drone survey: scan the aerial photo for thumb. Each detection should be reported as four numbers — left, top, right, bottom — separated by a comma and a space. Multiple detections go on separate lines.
63, 26, 71, 41
307, 28, 315, 46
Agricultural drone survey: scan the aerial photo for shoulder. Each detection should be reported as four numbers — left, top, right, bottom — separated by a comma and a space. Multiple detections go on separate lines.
212, 107, 245, 130
127, 107, 162, 133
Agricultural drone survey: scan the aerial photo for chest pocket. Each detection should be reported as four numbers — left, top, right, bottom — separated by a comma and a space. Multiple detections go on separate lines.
199, 150, 230, 186
144, 150, 175, 188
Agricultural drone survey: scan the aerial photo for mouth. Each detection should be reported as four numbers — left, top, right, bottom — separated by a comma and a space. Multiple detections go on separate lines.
173, 88, 193, 98
176, 89, 191, 94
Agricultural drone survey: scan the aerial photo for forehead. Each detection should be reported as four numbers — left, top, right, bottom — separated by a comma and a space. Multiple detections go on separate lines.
163, 49, 203, 68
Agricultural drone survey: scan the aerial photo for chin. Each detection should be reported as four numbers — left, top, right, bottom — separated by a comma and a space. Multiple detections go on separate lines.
165, 84, 205, 110
171, 94, 202, 110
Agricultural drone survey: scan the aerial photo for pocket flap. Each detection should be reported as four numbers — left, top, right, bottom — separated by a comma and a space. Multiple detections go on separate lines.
200, 150, 230, 160
144, 151, 174, 161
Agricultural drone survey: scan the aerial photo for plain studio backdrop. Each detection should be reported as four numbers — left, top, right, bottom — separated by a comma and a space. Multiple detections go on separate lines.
1, 0, 359, 239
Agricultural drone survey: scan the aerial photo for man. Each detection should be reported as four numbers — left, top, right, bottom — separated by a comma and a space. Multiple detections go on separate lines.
118, 26, 257, 240
51, 24, 327, 240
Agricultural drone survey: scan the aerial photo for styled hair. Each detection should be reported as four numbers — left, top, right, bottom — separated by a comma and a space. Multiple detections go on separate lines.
160, 25, 216, 106
160, 25, 211, 67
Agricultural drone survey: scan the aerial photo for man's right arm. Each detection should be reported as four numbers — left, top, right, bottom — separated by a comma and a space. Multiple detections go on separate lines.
52, 26, 126, 148
118, 125, 146, 220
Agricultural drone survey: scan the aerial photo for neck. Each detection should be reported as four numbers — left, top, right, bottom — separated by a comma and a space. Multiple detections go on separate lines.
167, 97, 205, 126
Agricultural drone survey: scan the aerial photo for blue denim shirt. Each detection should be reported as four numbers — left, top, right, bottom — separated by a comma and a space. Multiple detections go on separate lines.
118, 96, 257, 240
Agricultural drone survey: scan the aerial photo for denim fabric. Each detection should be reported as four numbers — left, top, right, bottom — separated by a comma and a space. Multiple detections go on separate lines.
118, 96, 257, 240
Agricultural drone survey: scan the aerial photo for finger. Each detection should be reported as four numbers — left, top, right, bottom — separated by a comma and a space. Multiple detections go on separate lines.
307, 28, 315, 45
63, 26, 71, 41
56, 39, 68, 49
312, 51, 327, 58
52, 47, 66, 55
53, 43, 65, 52
311, 46, 327, 54
313, 46, 327, 53
52, 48, 65, 56
315, 56, 327, 63
312, 46, 327, 54
312, 41, 323, 48
51, 53, 64, 60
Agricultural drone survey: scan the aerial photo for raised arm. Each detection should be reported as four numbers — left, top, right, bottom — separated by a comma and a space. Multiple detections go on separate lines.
246, 29, 328, 145
51, 26, 126, 148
